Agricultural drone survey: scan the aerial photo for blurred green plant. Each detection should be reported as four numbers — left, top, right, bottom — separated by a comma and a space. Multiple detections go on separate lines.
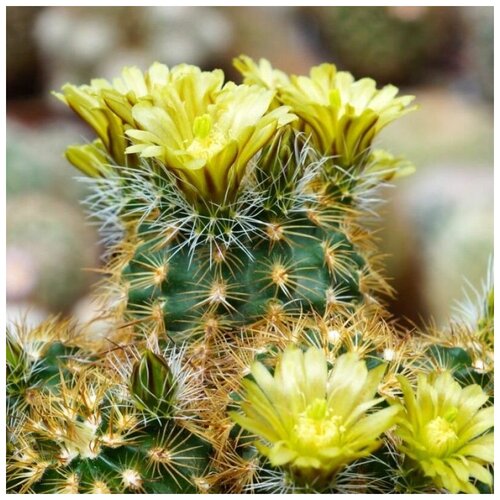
306, 6, 463, 85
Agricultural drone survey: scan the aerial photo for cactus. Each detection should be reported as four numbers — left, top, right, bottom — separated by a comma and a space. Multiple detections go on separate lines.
7, 305, 493, 494
6, 57, 494, 494
53, 59, 415, 343
6, 318, 212, 494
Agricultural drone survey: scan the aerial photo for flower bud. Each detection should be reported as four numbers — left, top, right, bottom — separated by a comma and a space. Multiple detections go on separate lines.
6, 336, 26, 383
129, 350, 177, 418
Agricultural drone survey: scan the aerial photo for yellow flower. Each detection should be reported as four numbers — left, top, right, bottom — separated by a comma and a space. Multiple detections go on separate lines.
125, 79, 295, 204
102, 63, 225, 125
64, 139, 111, 178
282, 64, 416, 166
396, 372, 493, 494
234, 57, 416, 167
231, 346, 400, 486
54, 62, 223, 174
54, 78, 129, 167
56, 62, 295, 205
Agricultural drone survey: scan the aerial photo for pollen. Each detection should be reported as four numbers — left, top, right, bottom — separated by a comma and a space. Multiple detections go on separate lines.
423, 417, 458, 457
294, 399, 344, 450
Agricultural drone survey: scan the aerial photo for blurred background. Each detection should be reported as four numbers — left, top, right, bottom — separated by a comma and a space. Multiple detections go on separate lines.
6, 6, 493, 330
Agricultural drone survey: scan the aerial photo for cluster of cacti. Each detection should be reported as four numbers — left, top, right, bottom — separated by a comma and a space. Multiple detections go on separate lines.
6, 57, 493, 494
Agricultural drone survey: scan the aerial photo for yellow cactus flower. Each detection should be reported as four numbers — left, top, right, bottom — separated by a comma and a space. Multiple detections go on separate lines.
64, 139, 111, 178
231, 346, 400, 487
102, 63, 225, 125
396, 372, 494, 494
125, 79, 295, 204
54, 62, 223, 174
234, 57, 416, 167
281, 64, 416, 166
54, 79, 129, 167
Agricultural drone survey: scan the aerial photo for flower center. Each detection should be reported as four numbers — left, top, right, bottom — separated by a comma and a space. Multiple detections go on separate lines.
188, 113, 227, 161
424, 416, 458, 457
294, 399, 344, 450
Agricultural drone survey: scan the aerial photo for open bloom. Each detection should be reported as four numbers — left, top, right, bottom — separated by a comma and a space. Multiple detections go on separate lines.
125, 78, 295, 204
231, 346, 400, 486
234, 57, 416, 167
54, 78, 129, 167
54, 63, 224, 174
396, 372, 494, 493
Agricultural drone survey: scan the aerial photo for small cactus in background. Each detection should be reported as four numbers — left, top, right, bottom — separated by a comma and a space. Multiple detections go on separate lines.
6, 57, 494, 494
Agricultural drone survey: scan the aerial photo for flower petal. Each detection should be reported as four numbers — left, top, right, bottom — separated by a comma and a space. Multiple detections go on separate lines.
303, 347, 327, 403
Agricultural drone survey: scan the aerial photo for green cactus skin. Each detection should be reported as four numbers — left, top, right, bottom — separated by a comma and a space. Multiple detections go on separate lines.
112, 133, 390, 344
123, 215, 365, 339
